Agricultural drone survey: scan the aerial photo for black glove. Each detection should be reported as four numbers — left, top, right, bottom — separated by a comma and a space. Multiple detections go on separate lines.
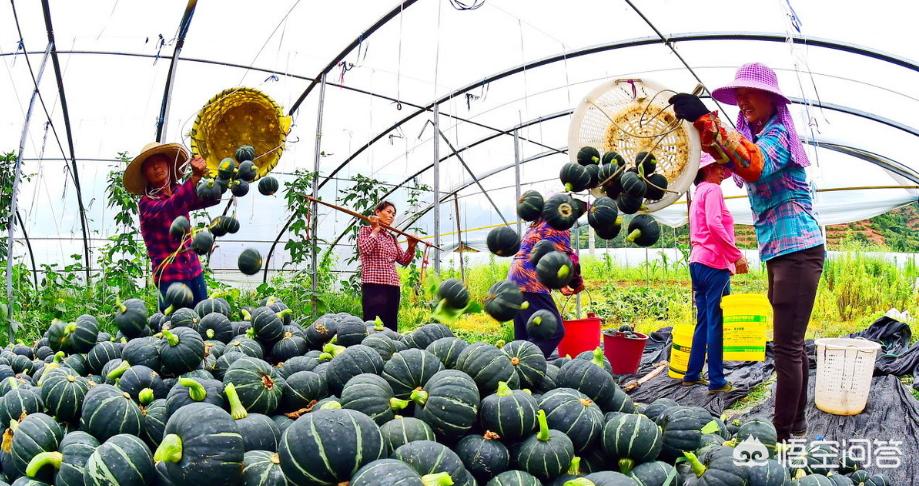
668, 93, 710, 122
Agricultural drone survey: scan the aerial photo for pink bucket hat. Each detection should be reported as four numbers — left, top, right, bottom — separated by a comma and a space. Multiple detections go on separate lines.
711, 62, 791, 106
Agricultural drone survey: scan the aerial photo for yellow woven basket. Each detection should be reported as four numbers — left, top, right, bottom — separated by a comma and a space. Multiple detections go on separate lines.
189, 87, 292, 179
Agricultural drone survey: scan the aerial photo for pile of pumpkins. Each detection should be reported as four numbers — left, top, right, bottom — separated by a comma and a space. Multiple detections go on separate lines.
0, 287, 893, 486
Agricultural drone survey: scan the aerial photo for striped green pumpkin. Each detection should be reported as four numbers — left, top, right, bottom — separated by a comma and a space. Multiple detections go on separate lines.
425, 337, 468, 369
0, 386, 44, 427
350, 458, 426, 486
166, 308, 199, 331
456, 432, 510, 481
361, 334, 399, 362
80, 384, 143, 442
141, 399, 168, 447
249, 307, 286, 344
601, 413, 663, 474
155, 402, 244, 486
269, 328, 308, 363
325, 345, 385, 396
379, 416, 436, 456
159, 328, 205, 375
12, 413, 64, 481
86, 341, 121, 375
121, 337, 161, 371
629, 460, 674, 486
279, 370, 327, 414
501, 341, 547, 389
340, 374, 410, 425
70, 316, 100, 353
393, 440, 474, 486
334, 315, 368, 347
746, 459, 789, 486
479, 381, 538, 442
82, 434, 154, 486
278, 409, 383, 485
224, 383, 280, 453
556, 347, 623, 413
39, 367, 89, 422
242, 450, 287, 486
455, 343, 519, 395
486, 470, 542, 486
165, 378, 225, 416
538, 387, 604, 452
514, 410, 574, 481
226, 337, 264, 359
223, 357, 285, 415
52, 431, 99, 486
116, 365, 168, 403
198, 313, 233, 344
114, 299, 149, 338
401, 324, 453, 350
382, 349, 444, 399
194, 298, 230, 318
411, 370, 479, 442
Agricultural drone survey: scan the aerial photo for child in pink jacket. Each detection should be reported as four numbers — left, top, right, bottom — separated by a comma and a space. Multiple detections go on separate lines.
682, 154, 749, 393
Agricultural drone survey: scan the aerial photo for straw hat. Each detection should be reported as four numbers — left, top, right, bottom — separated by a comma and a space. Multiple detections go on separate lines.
123, 142, 189, 195
711, 62, 791, 106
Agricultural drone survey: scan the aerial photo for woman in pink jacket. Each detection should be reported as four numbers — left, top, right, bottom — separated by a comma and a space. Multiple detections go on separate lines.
682, 154, 749, 393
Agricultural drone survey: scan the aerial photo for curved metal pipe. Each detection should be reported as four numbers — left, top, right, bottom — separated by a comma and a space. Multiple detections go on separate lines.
155, 0, 199, 142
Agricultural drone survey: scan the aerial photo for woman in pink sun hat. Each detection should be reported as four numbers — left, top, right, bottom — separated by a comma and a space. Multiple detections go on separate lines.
669, 62, 825, 443
682, 153, 748, 395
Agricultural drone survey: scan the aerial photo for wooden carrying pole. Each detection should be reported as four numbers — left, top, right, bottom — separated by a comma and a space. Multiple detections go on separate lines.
306, 196, 442, 250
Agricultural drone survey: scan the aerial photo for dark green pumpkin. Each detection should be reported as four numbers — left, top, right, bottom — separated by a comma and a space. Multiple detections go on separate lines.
527, 240, 556, 268
796, 475, 836, 486
160, 328, 205, 375
277, 353, 320, 378
602, 150, 626, 167
0, 387, 44, 427
379, 416, 436, 455
746, 459, 788, 486
626, 214, 661, 247
269, 329, 308, 363
455, 342, 518, 395
223, 357, 285, 415
642, 398, 679, 423
734, 418, 778, 455
48, 316, 98, 354
382, 349, 445, 399
349, 458, 436, 486
325, 345, 384, 396
560, 163, 591, 193
479, 381, 537, 442
410, 370, 479, 442
198, 313, 234, 345
86, 341, 121, 374
169, 216, 191, 241
114, 299, 149, 338
306, 315, 339, 346
362, 334, 399, 362
584, 163, 601, 189
257, 176, 279, 196
438, 279, 470, 309
82, 434, 154, 486
536, 251, 574, 290
41, 431, 99, 486
577, 146, 601, 166
657, 406, 713, 461
542, 193, 580, 231
340, 373, 410, 425
393, 440, 474, 486
515, 409, 574, 480
601, 413, 663, 474
164, 283, 194, 314
12, 413, 63, 481
487, 470, 542, 486
279, 370, 327, 413
402, 324, 453, 350
329, 315, 364, 347
644, 173, 669, 201
483, 281, 528, 323
680, 446, 746, 486
588, 197, 623, 239
121, 337, 162, 371
501, 340, 546, 389
249, 307, 286, 343
238, 248, 264, 276
242, 451, 286, 486
425, 337, 468, 369
196, 178, 222, 202
456, 432, 510, 481
635, 151, 657, 176
227, 337, 264, 359
237, 160, 258, 183
39, 368, 89, 423
620, 171, 647, 198
168, 308, 200, 331
194, 298, 230, 318
598, 160, 622, 188
191, 230, 214, 255
235, 145, 256, 163
224, 384, 281, 452
557, 348, 631, 413
630, 460, 675, 486
155, 402, 244, 486
526, 309, 559, 341
537, 387, 604, 452
486, 227, 521, 258
165, 378, 225, 417
617, 193, 644, 215
278, 408, 383, 485
80, 384, 143, 442
230, 180, 250, 198
141, 399, 168, 447
517, 190, 544, 222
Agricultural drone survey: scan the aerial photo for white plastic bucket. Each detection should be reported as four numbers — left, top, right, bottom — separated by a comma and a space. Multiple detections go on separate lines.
814, 338, 881, 416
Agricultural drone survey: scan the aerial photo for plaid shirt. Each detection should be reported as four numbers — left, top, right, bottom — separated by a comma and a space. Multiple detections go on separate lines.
508, 219, 581, 294
139, 179, 212, 283
746, 116, 824, 261
357, 225, 414, 286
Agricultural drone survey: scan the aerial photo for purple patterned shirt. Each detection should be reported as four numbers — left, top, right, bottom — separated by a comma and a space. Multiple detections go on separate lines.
508, 219, 580, 294
139, 179, 213, 283
745, 116, 824, 261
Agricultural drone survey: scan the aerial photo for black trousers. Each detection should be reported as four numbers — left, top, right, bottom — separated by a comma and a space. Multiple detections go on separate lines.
767, 244, 825, 441
362, 283, 401, 332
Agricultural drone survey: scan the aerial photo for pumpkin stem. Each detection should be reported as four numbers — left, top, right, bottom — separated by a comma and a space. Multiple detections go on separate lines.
245, 327, 257, 340
389, 397, 411, 411
626, 229, 642, 243
52, 351, 65, 363
495, 381, 513, 397
557, 265, 570, 279
178, 378, 207, 401
241, 308, 252, 321
567, 456, 582, 475
164, 305, 175, 316
536, 409, 551, 442
5, 377, 19, 390
161, 329, 179, 347
615, 216, 624, 226
64, 323, 77, 335
319, 401, 341, 410
564, 182, 574, 192
618, 458, 635, 475
106, 360, 131, 381
410, 389, 429, 407
373, 316, 385, 331
224, 383, 248, 420
276, 308, 293, 320
25, 451, 62, 478
420, 472, 454, 486
700, 420, 721, 435
318, 352, 334, 362
138, 388, 155, 406
206, 329, 215, 339
562, 478, 594, 485
322, 342, 346, 357
154, 434, 183, 463
591, 347, 605, 368
682, 451, 707, 477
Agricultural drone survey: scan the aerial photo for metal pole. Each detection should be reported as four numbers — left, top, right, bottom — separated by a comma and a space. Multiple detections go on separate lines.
513, 127, 522, 237
432, 104, 441, 274
155, 0, 198, 142
7, 43, 51, 344
437, 129, 509, 226
310, 73, 327, 315
454, 194, 464, 282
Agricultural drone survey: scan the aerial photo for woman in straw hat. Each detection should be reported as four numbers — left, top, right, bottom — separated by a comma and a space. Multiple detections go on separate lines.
682, 153, 748, 394
124, 142, 218, 311
670, 63, 825, 443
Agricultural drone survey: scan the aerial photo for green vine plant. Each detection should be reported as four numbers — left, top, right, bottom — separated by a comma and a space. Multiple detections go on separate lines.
96, 152, 148, 301
283, 169, 318, 269
0, 151, 29, 262
339, 174, 389, 292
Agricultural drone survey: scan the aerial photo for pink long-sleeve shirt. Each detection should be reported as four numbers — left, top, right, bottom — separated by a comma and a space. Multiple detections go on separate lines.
689, 182, 743, 271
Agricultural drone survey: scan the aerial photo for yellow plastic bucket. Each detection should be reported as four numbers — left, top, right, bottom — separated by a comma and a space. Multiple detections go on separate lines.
721, 294, 772, 362
668, 322, 694, 379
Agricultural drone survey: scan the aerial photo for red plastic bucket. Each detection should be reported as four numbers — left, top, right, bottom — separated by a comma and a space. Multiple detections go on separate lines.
602, 330, 648, 375
558, 312, 602, 358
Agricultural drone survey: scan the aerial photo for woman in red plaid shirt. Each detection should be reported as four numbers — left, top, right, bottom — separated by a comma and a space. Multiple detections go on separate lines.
357, 201, 419, 331
124, 142, 219, 311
